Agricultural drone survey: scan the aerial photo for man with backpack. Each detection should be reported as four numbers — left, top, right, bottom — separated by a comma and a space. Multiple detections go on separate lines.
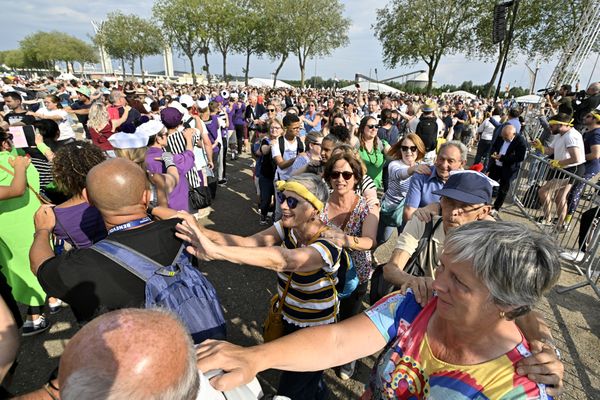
29, 158, 226, 344
270, 113, 304, 221
415, 102, 443, 162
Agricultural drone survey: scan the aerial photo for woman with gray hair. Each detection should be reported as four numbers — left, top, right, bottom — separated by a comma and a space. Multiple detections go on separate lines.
176, 173, 352, 399
193, 220, 562, 399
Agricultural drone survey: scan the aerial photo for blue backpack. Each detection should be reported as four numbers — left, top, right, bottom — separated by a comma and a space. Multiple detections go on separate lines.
92, 240, 227, 344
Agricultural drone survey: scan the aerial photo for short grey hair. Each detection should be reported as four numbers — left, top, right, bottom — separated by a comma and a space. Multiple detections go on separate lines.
287, 173, 329, 207
108, 90, 124, 105
443, 221, 561, 320
61, 309, 199, 400
439, 140, 468, 162
323, 134, 341, 146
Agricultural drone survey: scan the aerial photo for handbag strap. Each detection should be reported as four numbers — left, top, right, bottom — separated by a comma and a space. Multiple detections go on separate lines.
0, 162, 50, 204
54, 214, 79, 249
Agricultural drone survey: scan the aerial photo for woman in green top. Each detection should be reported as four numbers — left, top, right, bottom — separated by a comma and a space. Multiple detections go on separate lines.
0, 130, 49, 336
358, 116, 390, 189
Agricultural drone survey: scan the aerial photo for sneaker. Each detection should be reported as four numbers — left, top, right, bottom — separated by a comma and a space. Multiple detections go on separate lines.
22, 316, 51, 337
339, 360, 356, 381
259, 215, 268, 225
218, 179, 228, 187
560, 250, 585, 262
535, 216, 554, 226
48, 299, 64, 315
490, 209, 499, 219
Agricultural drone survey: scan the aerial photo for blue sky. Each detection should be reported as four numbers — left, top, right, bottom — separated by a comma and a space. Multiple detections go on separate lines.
2, 0, 598, 89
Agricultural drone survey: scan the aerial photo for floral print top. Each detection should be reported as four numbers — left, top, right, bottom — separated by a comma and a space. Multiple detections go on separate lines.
321, 195, 373, 283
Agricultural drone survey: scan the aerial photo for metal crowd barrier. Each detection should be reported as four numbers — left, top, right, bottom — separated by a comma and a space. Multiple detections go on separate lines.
509, 152, 600, 299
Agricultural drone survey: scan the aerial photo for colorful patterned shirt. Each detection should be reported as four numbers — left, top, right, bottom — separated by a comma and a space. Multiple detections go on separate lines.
362, 291, 552, 400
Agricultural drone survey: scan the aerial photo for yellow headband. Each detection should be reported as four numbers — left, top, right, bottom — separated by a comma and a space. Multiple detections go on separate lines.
276, 180, 324, 212
591, 111, 600, 122
548, 118, 574, 127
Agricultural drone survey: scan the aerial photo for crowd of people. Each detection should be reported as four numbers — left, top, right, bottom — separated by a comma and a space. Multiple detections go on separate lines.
0, 73, 598, 399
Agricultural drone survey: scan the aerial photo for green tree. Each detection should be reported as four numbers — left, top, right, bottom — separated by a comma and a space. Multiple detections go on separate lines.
206, 0, 240, 83
130, 17, 163, 83
153, 0, 211, 84
233, 0, 267, 86
287, 0, 350, 88
471, 0, 597, 97
374, 0, 478, 95
0, 49, 26, 69
93, 12, 135, 81
262, 0, 295, 87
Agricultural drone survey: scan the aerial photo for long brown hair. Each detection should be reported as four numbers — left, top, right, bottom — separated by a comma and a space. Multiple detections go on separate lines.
358, 116, 379, 151
387, 133, 426, 161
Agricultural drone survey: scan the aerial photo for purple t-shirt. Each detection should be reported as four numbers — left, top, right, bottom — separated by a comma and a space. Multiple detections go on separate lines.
146, 146, 193, 211
53, 203, 107, 248
232, 101, 246, 126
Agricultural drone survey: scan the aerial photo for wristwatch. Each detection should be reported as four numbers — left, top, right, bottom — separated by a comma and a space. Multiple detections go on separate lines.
541, 338, 562, 360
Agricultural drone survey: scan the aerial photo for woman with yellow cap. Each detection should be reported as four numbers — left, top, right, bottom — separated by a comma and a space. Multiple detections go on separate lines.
175, 173, 350, 399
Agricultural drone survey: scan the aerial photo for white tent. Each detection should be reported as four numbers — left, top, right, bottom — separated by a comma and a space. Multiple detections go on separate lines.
247, 77, 293, 88
514, 94, 543, 104
442, 90, 477, 99
339, 81, 403, 94
56, 72, 78, 81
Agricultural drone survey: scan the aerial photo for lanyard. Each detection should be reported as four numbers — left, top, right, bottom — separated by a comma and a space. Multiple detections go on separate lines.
107, 217, 152, 235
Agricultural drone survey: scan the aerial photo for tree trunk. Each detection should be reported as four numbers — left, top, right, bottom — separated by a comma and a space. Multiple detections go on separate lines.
486, 43, 505, 97
298, 53, 305, 88
203, 50, 210, 83
427, 66, 435, 96
244, 48, 251, 86
222, 51, 227, 83
139, 57, 145, 84
129, 58, 135, 80
121, 58, 126, 83
189, 53, 197, 85
273, 54, 288, 88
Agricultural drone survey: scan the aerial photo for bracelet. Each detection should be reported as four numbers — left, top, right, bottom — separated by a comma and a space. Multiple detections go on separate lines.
33, 228, 53, 237
43, 382, 59, 400
541, 338, 562, 360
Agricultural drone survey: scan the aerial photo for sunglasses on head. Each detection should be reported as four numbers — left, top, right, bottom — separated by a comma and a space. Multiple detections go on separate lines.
330, 171, 354, 180
401, 145, 417, 152
277, 192, 301, 209
366, 124, 378, 129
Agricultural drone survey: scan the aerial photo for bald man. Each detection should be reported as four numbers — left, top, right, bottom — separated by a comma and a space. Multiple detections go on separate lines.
60, 308, 199, 399
488, 124, 527, 212
29, 158, 188, 323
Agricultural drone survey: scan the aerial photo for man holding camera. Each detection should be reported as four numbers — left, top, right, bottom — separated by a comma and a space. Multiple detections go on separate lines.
546, 84, 574, 116
573, 82, 600, 131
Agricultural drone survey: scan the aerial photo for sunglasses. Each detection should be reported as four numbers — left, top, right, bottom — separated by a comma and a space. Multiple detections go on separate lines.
267, 108, 276, 112
330, 171, 354, 180
366, 124, 378, 129
277, 192, 301, 209
401, 145, 417, 152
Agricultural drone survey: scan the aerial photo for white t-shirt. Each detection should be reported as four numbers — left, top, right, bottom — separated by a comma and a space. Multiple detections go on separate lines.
39, 109, 75, 141
550, 128, 585, 168
270, 136, 299, 181
477, 115, 500, 141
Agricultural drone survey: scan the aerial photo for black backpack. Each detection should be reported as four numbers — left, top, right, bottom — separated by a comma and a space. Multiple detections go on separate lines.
273, 136, 304, 172
369, 218, 442, 305
416, 117, 438, 152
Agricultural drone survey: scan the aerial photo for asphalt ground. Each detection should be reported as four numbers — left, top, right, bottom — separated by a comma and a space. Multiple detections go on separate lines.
6, 152, 599, 399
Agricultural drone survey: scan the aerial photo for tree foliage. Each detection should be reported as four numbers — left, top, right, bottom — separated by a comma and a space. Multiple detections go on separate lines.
374, 0, 477, 95
19, 31, 97, 71
153, 0, 211, 84
233, 0, 268, 86
205, 0, 242, 83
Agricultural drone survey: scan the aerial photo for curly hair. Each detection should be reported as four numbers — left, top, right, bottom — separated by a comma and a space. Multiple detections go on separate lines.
52, 141, 106, 197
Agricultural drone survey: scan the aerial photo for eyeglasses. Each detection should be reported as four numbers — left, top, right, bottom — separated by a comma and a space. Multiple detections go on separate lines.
267, 109, 276, 112
309, 104, 316, 107
330, 171, 354, 180
366, 124, 378, 129
401, 145, 417, 152
277, 192, 301, 209
309, 141, 322, 146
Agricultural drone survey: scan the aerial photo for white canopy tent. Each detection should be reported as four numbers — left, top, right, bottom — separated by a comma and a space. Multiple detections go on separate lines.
514, 94, 543, 104
247, 77, 293, 88
442, 90, 477, 99
339, 81, 403, 94
56, 72, 78, 81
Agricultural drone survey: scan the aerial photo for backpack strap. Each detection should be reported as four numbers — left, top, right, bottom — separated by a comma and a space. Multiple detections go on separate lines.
91, 240, 186, 281
278, 136, 285, 157
296, 137, 304, 154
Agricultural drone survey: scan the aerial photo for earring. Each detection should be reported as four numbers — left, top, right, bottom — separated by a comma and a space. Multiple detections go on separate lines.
499, 311, 506, 319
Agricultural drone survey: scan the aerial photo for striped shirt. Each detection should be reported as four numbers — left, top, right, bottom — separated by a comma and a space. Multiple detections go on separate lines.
274, 221, 346, 327
166, 130, 201, 188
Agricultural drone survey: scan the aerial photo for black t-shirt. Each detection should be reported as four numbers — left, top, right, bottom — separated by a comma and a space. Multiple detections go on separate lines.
259, 137, 276, 179
37, 219, 183, 323
70, 100, 92, 125
3, 111, 35, 126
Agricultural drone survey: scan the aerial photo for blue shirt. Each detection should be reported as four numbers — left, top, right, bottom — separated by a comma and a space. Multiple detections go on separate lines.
404, 166, 444, 209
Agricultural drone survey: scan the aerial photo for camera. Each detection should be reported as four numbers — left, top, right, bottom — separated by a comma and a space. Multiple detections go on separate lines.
537, 87, 556, 97
566, 90, 587, 101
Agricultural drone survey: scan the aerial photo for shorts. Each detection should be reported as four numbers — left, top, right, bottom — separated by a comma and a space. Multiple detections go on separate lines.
548, 163, 585, 184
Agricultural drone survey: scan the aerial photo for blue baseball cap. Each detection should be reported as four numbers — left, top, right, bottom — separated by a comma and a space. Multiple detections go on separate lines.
433, 171, 497, 204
